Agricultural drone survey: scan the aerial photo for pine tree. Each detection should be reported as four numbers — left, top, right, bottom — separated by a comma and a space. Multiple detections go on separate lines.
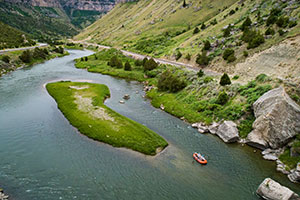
220, 73, 231, 86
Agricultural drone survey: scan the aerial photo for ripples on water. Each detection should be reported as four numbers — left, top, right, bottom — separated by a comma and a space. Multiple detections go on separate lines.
0, 50, 298, 200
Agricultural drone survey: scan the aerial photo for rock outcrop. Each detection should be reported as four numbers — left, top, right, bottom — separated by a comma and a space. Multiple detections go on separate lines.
288, 163, 300, 183
257, 178, 300, 200
246, 87, 300, 149
216, 121, 239, 143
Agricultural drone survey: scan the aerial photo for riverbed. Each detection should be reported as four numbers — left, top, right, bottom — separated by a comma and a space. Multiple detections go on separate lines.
0, 49, 298, 200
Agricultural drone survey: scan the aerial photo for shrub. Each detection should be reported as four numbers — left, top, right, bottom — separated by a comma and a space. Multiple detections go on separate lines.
276, 16, 289, 28
216, 91, 229, 105
109, 56, 123, 68
223, 48, 235, 60
229, 9, 235, 15
80, 57, 84, 61
185, 53, 191, 61
193, 27, 200, 34
1, 55, 10, 63
183, 0, 187, 8
43, 48, 49, 55
255, 74, 269, 82
241, 17, 252, 31
145, 69, 159, 78
142, 57, 148, 66
289, 21, 297, 28
124, 61, 132, 71
201, 23, 206, 30
144, 58, 158, 71
211, 19, 217, 25
19, 50, 32, 63
266, 15, 277, 26
85, 57, 88, 61
175, 51, 182, 60
233, 75, 239, 80
278, 29, 285, 36
134, 59, 143, 66
54, 46, 64, 54
247, 32, 264, 49
196, 51, 209, 66
223, 25, 232, 37
197, 69, 204, 77
227, 54, 236, 63
204, 76, 213, 83
243, 51, 249, 57
265, 27, 275, 35
33, 48, 47, 59
157, 70, 186, 92
220, 73, 231, 86
203, 40, 211, 50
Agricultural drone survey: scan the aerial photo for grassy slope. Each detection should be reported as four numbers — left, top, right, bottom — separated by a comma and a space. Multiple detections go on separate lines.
75, 0, 300, 69
46, 81, 168, 155
0, 21, 36, 49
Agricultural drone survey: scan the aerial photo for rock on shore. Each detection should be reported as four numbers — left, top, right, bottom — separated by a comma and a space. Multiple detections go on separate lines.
288, 163, 300, 183
246, 87, 300, 149
0, 188, 9, 200
256, 178, 300, 200
216, 121, 239, 143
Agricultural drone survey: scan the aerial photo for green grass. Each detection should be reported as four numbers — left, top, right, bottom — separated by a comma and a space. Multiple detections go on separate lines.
279, 148, 300, 170
46, 81, 168, 155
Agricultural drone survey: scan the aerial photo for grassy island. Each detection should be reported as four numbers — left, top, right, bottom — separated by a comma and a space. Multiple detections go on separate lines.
46, 81, 168, 155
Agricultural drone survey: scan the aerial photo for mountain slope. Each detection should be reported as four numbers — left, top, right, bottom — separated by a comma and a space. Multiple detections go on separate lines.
0, 21, 36, 49
75, 0, 300, 81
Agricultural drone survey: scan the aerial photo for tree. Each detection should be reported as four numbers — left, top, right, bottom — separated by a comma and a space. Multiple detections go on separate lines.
216, 91, 229, 105
196, 51, 209, 66
1, 55, 10, 63
183, 0, 187, 7
158, 70, 186, 92
203, 40, 211, 50
197, 69, 204, 77
124, 61, 132, 71
223, 48, 235, 60
193, 27, 200, 34
201, 22, 206, 30
223, 25, 232, 37
80, 57, 84, 61
142, 57, 148, 66
19, 50, 32, 63
85, 57, 88, 61
220, 73, 231, 86
185, 53, 191, 61
144, 58, 158, 71
134, 59, 143, 66
175, 51, 182, 60
265, 27, 275, 35
241, 17, 252, 31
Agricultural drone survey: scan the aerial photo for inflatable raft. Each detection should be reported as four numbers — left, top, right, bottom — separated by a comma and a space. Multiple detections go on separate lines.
193, 152, 207, 165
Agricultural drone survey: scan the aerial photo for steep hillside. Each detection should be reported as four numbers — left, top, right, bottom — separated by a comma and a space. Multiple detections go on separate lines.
0, 21, 36, 49
75, 0, 300, 80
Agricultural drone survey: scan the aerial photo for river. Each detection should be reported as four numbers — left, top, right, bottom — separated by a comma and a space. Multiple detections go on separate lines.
0, 50, 298, 200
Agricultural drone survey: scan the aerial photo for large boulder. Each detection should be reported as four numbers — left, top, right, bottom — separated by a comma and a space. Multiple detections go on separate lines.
246, 87, 300, 149
257, 178, 300, 200
216, 121, 239, 143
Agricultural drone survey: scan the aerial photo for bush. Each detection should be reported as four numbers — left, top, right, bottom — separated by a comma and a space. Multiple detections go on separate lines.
80, 57, 84, 61
1, 55, 10, 63
193, 27, 200, 34
216, 91, 229, 105
265, 27, 275, 35
227, 54, 236, 63
85, 57, 88, 61
233, 75, 239, 80
247, 32, 264, 49
144, 58, 158, 71
185, 53, 191, 61
241, 17, 252, 31
196, 51, 209, 66
289, 21, 297, 28
19, 50, 32, 63
278, 29, 285, 36
142, 57, 148, 66
204, 76, 213, 83
243, 51, 249, 57
229, 9, 235, 15
203, 40, 211, 51
276, 16, 289, 28
266, 15, 277, 26
201, 23, 206, 30
33, 48, 47, 59
220, 73, 231, 86
255, 74, 269, 82
175, 51, 182, 60
157, 70, 186, 92
211, 19, 217, 25
223, 48, 235, 60
109, 56, 123, 68
197, 69, 204, 77
223, 25, 232, 37
54, 46, 64, 54
124, 61, 132, 71
134, 59, 143, 66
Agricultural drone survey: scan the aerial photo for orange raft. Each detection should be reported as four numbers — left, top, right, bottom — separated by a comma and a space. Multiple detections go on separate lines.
193, 153, 207, 165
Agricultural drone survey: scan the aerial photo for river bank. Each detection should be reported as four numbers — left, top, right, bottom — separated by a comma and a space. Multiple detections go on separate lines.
74, 48, 300, 182
0, 46, 69, 77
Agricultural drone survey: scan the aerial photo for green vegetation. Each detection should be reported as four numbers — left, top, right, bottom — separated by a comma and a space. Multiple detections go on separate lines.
0, 21, 36, 49
46, 81, 168, 155
279, 148, 300, 170
157, 70, 186, 92
223, 48, 236, 63
220, 73, 231, 86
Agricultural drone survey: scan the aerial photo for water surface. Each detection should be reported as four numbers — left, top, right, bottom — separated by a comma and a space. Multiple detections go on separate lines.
0, 50, 299, 200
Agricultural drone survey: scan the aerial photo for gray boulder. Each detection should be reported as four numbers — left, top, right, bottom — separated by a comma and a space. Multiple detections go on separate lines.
246, 87, 300, 149
257, 178, 300, 200
216, 121, 239, 143
288, 163, 300, 183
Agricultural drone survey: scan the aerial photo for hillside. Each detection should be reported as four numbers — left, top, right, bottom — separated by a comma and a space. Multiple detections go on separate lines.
0, 21, 36, 49
0, 0, 136, 40
75, 0, 300, 80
